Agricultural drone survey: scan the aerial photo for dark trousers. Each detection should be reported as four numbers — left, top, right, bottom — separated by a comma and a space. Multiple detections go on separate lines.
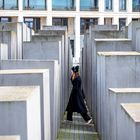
67, 111, 91, 122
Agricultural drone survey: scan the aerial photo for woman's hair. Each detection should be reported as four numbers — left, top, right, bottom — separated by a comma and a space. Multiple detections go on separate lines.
71, 65, 79, 73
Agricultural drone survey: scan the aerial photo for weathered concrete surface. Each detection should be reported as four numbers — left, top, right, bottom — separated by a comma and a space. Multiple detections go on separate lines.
0, 60, 60, 140
23, 41, 61, 62
0, 86, 41, 140
121, 103, 140, 140
89, 25, 117, 31
0, 135, 20, 140
128, 21, 140, 51
0, 69, 50, 140
0, 43, 8, 60
109, 88, 140, 140
97, 52, 140, 140
0, 31, 16, 59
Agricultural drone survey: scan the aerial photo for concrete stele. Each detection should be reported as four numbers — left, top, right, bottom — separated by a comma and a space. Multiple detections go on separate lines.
97, 51, 140, 140
0, 60, 61, 140
0, 86, 41, 140
91, 38, 132, 124
121, 103, 140, 140
0, 69, 51, 140
109, 88, 140, 140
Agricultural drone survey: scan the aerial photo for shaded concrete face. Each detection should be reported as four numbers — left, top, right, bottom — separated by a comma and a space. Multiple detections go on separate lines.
0, 60, 60, 140
128, 21, 140, 51
90, 25, 117, 31
38, 30, 66, 36
0, 69, 50, 140
32, 35, 62, 42
0, 86, 41, 140
0, 31, 16, 59
42, 26, 67, 31
97, 52, 140, 140
90, 31, 127, 39
109, 88, 140, 140
121, 103, 140, 140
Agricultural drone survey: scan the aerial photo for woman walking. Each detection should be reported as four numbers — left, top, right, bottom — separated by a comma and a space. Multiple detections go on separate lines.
66, 65, 92, 124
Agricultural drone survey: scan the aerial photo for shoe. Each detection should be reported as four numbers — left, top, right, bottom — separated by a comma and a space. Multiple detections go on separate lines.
86, 119, 92, 124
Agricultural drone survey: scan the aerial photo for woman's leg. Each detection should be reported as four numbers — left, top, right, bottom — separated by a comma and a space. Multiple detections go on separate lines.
80, 112, 91, 122
67, 111, 73, 121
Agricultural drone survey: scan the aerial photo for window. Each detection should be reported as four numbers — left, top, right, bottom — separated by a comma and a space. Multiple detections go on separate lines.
119, 18, 126, 30
0, 0, 18, 10
104, 18, 112, 25
80, 0, 98, 10
132, 18, 140, 21
23, 0, 46, 10
133, 0, 140, 11
0, 17, 11, 22
105, 0, 112, 10
24, 17, 40, 31
52, 0, 75, 10
80, 18, 98, 34
70, 40, 74, 57
52, 18, 68, 27
0, 1, 3, 9
119, 0, 126, 10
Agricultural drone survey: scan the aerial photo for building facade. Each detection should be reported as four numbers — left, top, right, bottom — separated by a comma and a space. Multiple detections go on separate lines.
0, 0, 140, 61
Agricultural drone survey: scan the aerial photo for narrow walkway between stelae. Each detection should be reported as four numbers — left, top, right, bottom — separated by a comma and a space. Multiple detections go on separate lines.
57, 112, 99, 140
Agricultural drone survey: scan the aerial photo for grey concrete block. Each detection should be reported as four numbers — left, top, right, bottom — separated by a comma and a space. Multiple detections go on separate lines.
91, 39, 132, 123
32, 30, 70, 114
128, 21, 140, 51
109, 88, 140, 140
0, 69, 50, 140
97, 52, 140, 140
42, 26, 67, 31
32, 35, 63, 42
0, 22, 32, 59
90, 25, 117, 31
0, 86, 41, 140
23, 40, 66, 119
0, 60, 60, 140
90, 30, 126, 39
0, 44, 8, 60
121, 103, 140, 140
23, 41, 61, 63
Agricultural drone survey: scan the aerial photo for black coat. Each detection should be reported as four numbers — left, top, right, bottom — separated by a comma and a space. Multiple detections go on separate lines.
66, 75, 87, 113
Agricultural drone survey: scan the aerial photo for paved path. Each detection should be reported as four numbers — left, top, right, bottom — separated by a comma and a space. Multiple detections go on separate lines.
57, 113, 99, 140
